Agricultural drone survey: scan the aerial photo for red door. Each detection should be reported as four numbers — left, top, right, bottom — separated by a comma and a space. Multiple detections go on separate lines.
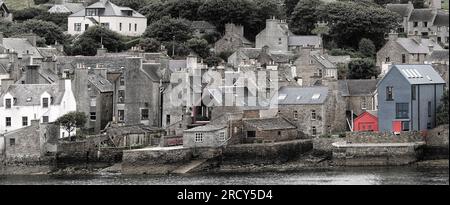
392, 121, 402, 132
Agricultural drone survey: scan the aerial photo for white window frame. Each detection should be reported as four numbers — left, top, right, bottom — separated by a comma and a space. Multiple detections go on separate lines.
218, 132, 225, 141
195, 133, 204, 143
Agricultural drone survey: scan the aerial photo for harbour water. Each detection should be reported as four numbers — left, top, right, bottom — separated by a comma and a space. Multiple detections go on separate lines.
0, 166, 448, 185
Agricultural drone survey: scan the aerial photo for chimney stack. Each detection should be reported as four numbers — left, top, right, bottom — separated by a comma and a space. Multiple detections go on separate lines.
388, 32, 399, 41
25, 64, 40, 84
0, 32, 3, 45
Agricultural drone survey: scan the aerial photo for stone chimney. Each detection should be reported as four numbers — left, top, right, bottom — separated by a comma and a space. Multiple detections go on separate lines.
1, 78, 14, 93
388, 32, 399, 42
428, 44, 434, 54
25, 64, 40, 84
408, 32, 422, 44
225, 23, 244, 37
186, 53, 198, 70
0, 32, 3, 45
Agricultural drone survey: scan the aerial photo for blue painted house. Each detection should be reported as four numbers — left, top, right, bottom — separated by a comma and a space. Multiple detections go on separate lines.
377, 64, 445, 132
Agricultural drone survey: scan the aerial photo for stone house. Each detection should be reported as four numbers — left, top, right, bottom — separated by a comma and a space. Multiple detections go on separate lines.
191, 21, 217, 38
0, 0, 12, 22
0, 120, 60, 161
338, 79, 378, 116
72, 66, 113, 133
214, 23, 253, 54
67, 0, 147, 36
276, 86, 331, 137
0, 78, 77, 137
227, 47, 296, 68
0, 34, 44, 65
376, 32, 444, 75
241, 117, 297, 143
377, 64, 445, 132
255, 18, 322, 52
386, 1, 449, 47
425, 50, 449, 87
104, 123, 163, 148
183, 124, 228, 148
293, 48, 338, 86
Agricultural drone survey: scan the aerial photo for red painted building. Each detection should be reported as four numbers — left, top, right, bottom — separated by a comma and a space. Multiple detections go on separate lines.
353, 111, 378, 132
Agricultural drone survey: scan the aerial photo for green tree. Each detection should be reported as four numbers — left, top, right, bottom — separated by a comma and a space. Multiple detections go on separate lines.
143, 16, 193, 42
251, 0, 283, 38
164, 0, 203, 20
358, 38, 376, 57
198, 0, 256, 32
17, 19, 67, 45
163, 41, 191, 58
69, 26, 126, 56
110, 0, 150, 11
205, 55, 223, 67
319, 1, 401, 49
347, 58, 379, 79
55, 112, 87, 138
284, 0, 300, 16
11, 7, 47, 22
138, 38, 161, 52
186, 38, 210, 59
35, 12, 70, 30
138, 0, 166, 25
436, 91, 449, 125
289, 0, 323, 35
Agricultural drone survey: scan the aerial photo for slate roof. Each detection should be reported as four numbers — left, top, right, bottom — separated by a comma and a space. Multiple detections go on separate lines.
390, 64, 445, 85
277, 86, 329, 105
106, 124, 163, 136
48, 3, 85, 13
183, 124, 227, 132
433, 11, 449, 27
37, 47, 66, 58
426, 50, 449, 62
0, 1, 9, 13
191, 21, 216, 30
288, 36, 321, 48
0, 63, 7, 74
311, 51, 336, 69
409, 9, 436, 22
325, 55, 351, 64
168, 60, 186, 72
396, 38, 443, 53
339, 79, 378, 97
0, 84, 65, 107
16, 68, 59, 84
1, 38, 43, 59
243, 117, 296, 131
70, 0, 145, 18
386, 4, 413, 17
88, 74, 113, 93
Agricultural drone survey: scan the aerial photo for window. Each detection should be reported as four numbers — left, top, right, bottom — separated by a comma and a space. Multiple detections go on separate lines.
361, 97, 367, 110
166, 115, 170, 125
119, 23, 122, 31
427, 122, 432, 129
278, 131, 281, 136
90, 112, 96, 121
423, 22, 428, 27
195, 133, 203, 143
247, 131, 255, 138
135, 24, 137, 32
74, 23, 81, 31
5, 98, 11, 109
219, 132, 225, 141
90, 97, 96, 107
22, 116, 28, 126
5, 117, 11, 127
386, 86, 393, 101
42, 116, 49, 123
119, 76, 125, 86
129, 23, 132, 31
312, 126, 317, 136
86, 8, 98, 16
9, 138, 15, 146
428, 101, 432, 117
293, 110, 298, 120
118, 110, 124, 122
385, 57, 390, 62
278, 38, 282, 45
412, 85, 416, 100
318, 69, 323, 77
85, 24, 89, 30
402, 54, 406, 63
413, 22, 418, 27
101, 23, 110, 29
437, 26, 441, 31
141, 109, 149, 120
118, 90, 125, 103
42, 98, 49, 108
311, 110, 316, 120
402, 121, 410, 131
396, 103, 409, 119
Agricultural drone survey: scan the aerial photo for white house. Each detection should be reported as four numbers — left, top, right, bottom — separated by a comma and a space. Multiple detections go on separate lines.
67, 0, 147, 37
0, 79, 77, 138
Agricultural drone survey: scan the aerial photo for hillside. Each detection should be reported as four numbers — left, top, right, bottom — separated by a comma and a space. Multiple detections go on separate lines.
3, 0, 35, 10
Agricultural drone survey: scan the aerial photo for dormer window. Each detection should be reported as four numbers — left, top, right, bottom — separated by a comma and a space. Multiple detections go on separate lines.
5, 98, 11, 109
42, 98, 49, 108
86, 9, 98, 16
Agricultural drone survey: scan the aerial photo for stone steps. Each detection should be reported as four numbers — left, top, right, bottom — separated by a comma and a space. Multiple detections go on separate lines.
172, 159, 208, 174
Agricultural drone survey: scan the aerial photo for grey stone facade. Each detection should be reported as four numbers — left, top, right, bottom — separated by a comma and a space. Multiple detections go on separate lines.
214, 23, 252, 54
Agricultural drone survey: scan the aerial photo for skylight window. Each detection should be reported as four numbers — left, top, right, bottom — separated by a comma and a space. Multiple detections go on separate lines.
26, 97, 32, 102
278, 94, 287, 100
312, 94, 321, 100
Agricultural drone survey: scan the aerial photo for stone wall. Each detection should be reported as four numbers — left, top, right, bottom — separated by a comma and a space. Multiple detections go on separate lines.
122, 147, 192, 174
312, 137, 345, 155
423, 124, 449, 159
221, 139, 312, 165
345, 131, 423, 143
